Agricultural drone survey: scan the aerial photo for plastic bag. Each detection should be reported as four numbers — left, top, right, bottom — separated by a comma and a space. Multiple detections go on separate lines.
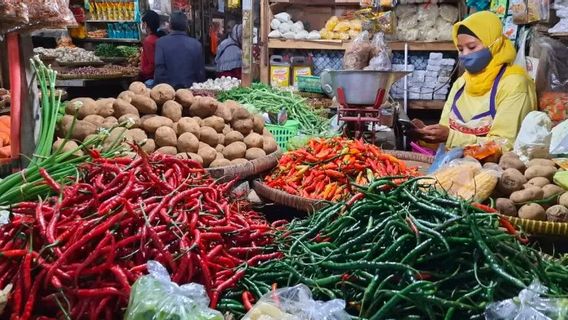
514, 111, 553, 162
275, 12, 291, 23
343, 31, 372, 70
292, 21, 304, 33
1, 0, 76, 34
550, 119, 568, 155
307, 30, 321, 40
124, 261, 223, 320
439, 4, 459, 22
417, 5, 439, 28
325, 16, 339, 31
511, 0, 529, 24
486, 280, 568, 320
268, 30, 281, 38
271, 18, 281, 30
366, 32, 392, 71
243, 284, 350, 320
427, 144, 464, 174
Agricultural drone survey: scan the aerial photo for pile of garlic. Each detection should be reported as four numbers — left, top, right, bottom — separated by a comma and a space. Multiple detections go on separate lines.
268, 12, 321, 40
190, 77, 241, 91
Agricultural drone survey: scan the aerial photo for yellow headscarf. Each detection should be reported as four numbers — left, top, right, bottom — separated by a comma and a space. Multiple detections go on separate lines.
452, 11, 528, 96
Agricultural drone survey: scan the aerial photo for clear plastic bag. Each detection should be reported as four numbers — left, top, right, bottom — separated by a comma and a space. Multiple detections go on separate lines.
243, 284, 350, 320
343, 31, 372, 70
1, 0, 77, 34
366, 32, 392, 70
124, 261, 224, 320
511, 0, 529, 24
486, 280, 568, 320
417, 5, 439, 28
513, 111, 553, 162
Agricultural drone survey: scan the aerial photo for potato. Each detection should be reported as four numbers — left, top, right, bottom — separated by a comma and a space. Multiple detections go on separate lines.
542, 184, 565, 199
162, 100, 182, 122
253, 115, 265, 134
141, 114, 157, 122
223, 124, 231, 135
83, 114, 105, 126
546, 205, 568, 222
224, 131, 244, 145
231, 158, 249, 165
177, 117, 201, 138
232, 119, 253, 136
155, 126, 177, 147
215, 144, 224, 153
218, 134, 225, 146
150, 83, 175, 105
210, 159, 231, 168
95, 98, 115, 117
223, 142, 247, 160
527, 159, 556, 167
510, 186, 544, 203
193, 116, 203, 126
101, 116, 118, 129
262, 128, 273, 137
141, 116, 174, 133
58, 115, 74, 137
202, 116, 225, 133
224, 100, 241, 114
72, 120, 97, 141
518, 203, 546, 221
244, 133, 264, 149
129, 81, 148, 95
177, 132, 199, 153
131, 95, 158, 114
198, 145, 217, 167
118, 90, 135, 102
189, 96, 218, 118
263, 137, 278, 154
215, 103, 233, 122
125, 128, 148, 143
68, 98, 98, 119
524, 177, 550, 188
525, 165, 557, 180
246, 147, 266, 160
499, 156, 526, 173
102, 127, 127, 150
560, 192, 568, 207
175, 89, 195, 108
52, 139, 82, 156
199, 142, 209, 150
118, 113, 141, 128
188, 152, 204, 165
155, 146, 178, 155
216, 152, 224, 160
141, 138, 156, 153
232, 107, 251, 120
199, 127, 219, 147
497, 168, 526, 196
113, 99, 140, 118
496, 198, 517, 217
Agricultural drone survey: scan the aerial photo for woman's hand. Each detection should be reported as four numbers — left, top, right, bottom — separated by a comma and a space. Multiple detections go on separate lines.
414, 124, 450, 143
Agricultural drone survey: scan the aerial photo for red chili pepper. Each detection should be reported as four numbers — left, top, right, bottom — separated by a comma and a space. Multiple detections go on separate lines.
39, 168, 62, 193
76, 287, 124, 297
242, 291, 254, 311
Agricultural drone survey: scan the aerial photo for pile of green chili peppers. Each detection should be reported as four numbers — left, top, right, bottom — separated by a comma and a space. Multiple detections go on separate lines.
218, 178, 568, 319
217, 83, 330, 136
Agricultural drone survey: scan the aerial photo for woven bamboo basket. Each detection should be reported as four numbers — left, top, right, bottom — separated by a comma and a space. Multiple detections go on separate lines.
253, 150, 434, 213
57, 72, 124, 80
500, 215, 568, 237
205, 150, 282, 182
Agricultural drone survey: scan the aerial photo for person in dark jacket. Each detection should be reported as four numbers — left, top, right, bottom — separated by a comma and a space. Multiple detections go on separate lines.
154, 12, 206, 89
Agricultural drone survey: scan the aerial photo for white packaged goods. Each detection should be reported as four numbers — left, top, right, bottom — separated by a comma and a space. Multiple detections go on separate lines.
421, 87, 434, 93
395, 5, 457, 41
429, 52, 443, 61
414, 70, 427, 77
392, 64, 406, 71
409, 93, 421, 99
292, 21, 305, 33
268, 30, 282, 38
409, 86, 422, 93
421, 93, 433, 100
434, 93, 448, 100
442, 58, 456, 66
306, 31, 321, 40
439, 5, 459, 23
413, 74, 425, 82
427, 65, 441, 72
271, 19, 281, 30
295, 30, 309, 40
425, 76, 437, 83
427, 59, 442, 66
437, 76, 450, 84
423, 81, 437, 89
275, 12, 291, 23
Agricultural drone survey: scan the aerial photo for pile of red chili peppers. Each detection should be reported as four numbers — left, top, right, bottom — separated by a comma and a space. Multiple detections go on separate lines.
264, 137, 419, 201
0, 150, 280, 320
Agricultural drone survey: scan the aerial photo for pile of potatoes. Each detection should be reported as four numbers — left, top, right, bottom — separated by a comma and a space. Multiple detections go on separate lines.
494, 152, 568, 222
56, 82, 279, 168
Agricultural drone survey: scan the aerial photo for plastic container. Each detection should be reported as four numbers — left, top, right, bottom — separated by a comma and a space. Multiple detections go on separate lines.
266, 120, 300, 150
270, 55, 291, 88
291, 56, 312, 86
297, 75, 323, 93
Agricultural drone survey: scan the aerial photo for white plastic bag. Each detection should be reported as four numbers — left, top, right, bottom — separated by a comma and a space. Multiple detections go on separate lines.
292, 21, 304, 33
550, 119, 568, 155
124, 261, 223, 320
275, 12, 291, 23
307, 30, 321, 40
270, 19, 281, 30
514, 111, 553, 162
243, 284, 350, 320
268, 30, 282, 38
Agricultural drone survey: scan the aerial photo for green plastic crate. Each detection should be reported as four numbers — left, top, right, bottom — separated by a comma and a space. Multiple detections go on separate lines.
265, 120, 300, 150
297, 76, 323, 94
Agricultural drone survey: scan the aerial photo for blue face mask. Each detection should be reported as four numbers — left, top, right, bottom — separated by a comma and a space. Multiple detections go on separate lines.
459, 48, 493, 74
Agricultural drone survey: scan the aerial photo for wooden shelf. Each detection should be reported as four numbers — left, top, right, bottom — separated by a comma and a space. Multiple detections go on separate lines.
407, 100, 446, 110
76, 38, 140, 43
267, 39, 456, 51
85, 20, 137, 23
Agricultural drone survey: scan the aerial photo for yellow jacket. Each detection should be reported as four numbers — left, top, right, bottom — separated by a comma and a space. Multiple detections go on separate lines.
439, 72, 537, 150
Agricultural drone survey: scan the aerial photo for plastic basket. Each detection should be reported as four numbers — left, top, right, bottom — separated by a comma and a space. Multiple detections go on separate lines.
266, 120, 300, 150
297, 76, 323, 94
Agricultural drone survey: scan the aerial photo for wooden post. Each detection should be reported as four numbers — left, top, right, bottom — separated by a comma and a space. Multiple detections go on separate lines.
260, 0, 269, 83
241, 0, 253, 86
19, 35, 39, 167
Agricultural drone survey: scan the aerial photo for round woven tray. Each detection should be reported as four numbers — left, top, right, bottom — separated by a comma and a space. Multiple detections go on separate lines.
100, 57, 128, 63
57, 61, 105, 67
500, 215, 568, 237
205, 150, 282, 182
57, 72, 124, 80
253, 150, 434, 213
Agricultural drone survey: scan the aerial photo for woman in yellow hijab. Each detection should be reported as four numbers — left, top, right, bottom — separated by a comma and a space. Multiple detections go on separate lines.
413, 11, 537, 150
